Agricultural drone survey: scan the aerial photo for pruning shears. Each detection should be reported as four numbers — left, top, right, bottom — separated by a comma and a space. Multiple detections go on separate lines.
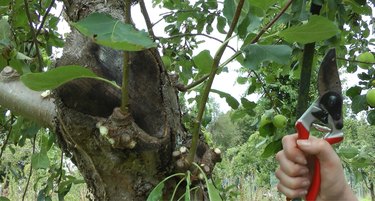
293, 49, 344, 201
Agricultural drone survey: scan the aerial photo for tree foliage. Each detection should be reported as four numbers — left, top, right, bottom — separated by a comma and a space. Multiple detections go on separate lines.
0, 0, 375, 200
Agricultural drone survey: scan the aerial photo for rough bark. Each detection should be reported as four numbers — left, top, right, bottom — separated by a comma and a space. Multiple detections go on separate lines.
52, 0, 218, 200
0, 1, 222, 200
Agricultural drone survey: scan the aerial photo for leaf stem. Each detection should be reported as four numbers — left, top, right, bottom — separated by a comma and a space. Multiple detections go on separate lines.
22, 133, 37, 201
187, 0, 245, 165
121, 0, 132, 112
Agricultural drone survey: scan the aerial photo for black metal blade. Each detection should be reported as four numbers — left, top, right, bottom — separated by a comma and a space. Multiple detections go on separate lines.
318, 49, 342, 96
317, 48, 343, 130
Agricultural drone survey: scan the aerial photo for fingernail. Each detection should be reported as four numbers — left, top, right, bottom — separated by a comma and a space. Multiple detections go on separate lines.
296, 156, 307, 165
302, 180, 310, 187
299, 190, 308, 196
297, 140, 311, 146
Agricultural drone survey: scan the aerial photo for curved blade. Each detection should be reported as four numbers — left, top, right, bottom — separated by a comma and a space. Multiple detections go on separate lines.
317, 48, 343, 131
318, 49, 342, 96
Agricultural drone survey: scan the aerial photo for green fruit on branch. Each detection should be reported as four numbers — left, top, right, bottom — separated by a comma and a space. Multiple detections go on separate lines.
357, 52, 375, 69
259, 114, 272, 128
273, 114, 288, 128
366, 89, 375, 107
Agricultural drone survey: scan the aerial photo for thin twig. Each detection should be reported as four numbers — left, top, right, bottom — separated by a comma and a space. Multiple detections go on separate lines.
250, 0, 293, 44
187, 0, 245, 165
251, 70, 272, 100
153, 10, 197, 28
22, 133, 37, 201
24, 0, 43, 71
176, 75, 210, 92
138, 0, 156, 40
57, 150, 64, 185
219, 0, 294, 68
337, 57, 375, 65
27, 0, 56, 55
163, 33, 236, 52
184, 0, 293, 93
0, 117, 14, 163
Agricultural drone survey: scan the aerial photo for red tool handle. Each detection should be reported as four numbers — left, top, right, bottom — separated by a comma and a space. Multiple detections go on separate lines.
295, 121, 320, 201
292, 122, 344, 201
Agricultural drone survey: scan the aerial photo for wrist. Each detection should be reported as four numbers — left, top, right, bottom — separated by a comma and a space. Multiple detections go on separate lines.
316, 184, 357, 201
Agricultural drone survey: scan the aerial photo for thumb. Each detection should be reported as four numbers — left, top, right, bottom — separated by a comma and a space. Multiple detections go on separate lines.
296, 137, 338, 163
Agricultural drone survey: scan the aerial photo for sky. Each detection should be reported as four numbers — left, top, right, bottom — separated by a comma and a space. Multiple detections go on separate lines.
52, 1, 251, 112
52, 1, 374, 113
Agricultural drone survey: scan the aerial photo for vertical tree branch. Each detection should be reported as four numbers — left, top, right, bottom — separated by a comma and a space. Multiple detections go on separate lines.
187, 0, 245, 164
121, 0, 132, 112
296, 3, 322, 118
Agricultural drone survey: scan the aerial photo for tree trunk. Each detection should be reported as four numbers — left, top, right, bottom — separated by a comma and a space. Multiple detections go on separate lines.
53, 1, 185, 200
0, 1, 221, 200
51, 0, 219, 200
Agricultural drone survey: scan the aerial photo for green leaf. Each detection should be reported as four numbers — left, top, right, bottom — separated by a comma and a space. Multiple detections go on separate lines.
72, 13, 156, 51
367, 110, 375, 125
147, 173, 185, 201
339, 147, 359, 159
343, 0, 372, 15
207, 180, 222, 201
261, 140, 282, 158
0, 197, 10, 201
147, 182, 164, 201
241, 98, 256, 110
346, 86, 362, 99
211, 89, 239, 109
21, 65, 120, 91
223, 0, 235, 25
351, 155, 372, 168
193, 50, 213, 74
278, 15, 339, 44
0, 18, 11, 40
230, 109, 247, 121
32, 151, 50, 169
248, 0, 278, 10
259, 123, 275, 137
16, 51, 33, 60
351, 95, 368, 114
242, 44, 292, 70
216, 16, 227, 34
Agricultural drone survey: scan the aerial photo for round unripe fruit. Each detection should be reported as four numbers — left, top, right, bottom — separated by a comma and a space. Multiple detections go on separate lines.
366, 89, 375, 107
259, 114, 272, 128
357, 52, 375, 69
273, 114, 288, 128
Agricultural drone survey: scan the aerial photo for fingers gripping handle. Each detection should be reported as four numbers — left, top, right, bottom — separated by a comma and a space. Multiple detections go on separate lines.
294, 122, 320, 201
307, 158, 321, 201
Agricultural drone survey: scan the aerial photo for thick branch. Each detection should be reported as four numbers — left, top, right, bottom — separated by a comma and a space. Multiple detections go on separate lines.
296, 3, 322, 118
0, 69, 56, 128
187, 0, 245, 164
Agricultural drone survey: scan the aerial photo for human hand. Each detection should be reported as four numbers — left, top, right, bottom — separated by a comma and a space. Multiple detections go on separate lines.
275, 134, 357, 201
